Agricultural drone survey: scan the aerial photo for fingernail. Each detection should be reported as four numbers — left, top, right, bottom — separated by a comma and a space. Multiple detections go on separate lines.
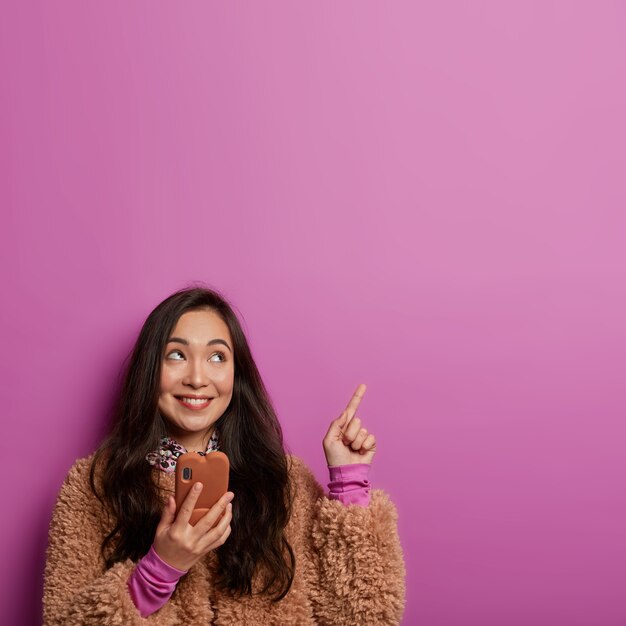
226, 492, 234, 502
194, 482, 202, 491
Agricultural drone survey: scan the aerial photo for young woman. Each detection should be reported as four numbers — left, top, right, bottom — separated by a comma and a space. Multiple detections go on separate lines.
43, 286, 406, 625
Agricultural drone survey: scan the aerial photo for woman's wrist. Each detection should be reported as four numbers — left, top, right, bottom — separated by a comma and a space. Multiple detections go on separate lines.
327, 463, 371, 507
127, 545, 188, 617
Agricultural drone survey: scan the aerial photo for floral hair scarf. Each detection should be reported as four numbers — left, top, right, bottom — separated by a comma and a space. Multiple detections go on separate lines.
146, 430, 219, 473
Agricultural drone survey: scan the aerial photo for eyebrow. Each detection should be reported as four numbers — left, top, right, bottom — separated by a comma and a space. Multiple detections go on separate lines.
167, 337, 232, 353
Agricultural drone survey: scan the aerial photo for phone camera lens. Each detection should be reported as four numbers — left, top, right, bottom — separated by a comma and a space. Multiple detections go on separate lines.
183, 467, 192, 480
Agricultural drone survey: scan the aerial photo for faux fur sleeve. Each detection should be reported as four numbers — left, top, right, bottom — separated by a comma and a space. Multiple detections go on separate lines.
42, 457, 180, 625
289, 456, 406, 626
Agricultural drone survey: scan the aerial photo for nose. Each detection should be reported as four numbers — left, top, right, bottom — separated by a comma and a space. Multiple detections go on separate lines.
182, 356, 211, 388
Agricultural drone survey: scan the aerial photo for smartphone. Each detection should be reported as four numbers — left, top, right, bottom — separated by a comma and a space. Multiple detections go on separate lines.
174, 451, 230, 526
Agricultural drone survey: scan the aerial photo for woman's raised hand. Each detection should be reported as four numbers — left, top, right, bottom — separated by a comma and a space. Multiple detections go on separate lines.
153, 484, 234, 571
323, 383, 377, 467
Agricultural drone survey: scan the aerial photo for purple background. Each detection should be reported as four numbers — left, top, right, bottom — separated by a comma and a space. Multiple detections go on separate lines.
2, 2, 626, 625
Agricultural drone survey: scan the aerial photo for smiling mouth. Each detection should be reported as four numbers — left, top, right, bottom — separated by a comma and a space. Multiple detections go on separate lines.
175, 396, 214, 410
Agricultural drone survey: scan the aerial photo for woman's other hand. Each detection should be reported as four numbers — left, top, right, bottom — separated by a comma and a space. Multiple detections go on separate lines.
153, 485, 234, 571
323, 383, 377, 467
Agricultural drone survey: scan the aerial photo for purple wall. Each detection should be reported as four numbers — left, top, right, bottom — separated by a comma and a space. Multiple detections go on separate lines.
2, 2, 626, 625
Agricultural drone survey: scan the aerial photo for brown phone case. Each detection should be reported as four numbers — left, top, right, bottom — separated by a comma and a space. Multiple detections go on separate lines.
174, 451, 230, 526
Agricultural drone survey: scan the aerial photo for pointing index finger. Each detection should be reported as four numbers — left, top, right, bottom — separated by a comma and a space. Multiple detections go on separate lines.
344, 383, 367, 423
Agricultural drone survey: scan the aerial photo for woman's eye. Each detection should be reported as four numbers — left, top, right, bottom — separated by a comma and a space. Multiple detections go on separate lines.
166, 350, 225, 362
166, 350, 184, 360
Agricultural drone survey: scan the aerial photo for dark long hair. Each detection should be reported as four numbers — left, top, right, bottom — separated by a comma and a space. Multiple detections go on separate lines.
89, 285, 295, 600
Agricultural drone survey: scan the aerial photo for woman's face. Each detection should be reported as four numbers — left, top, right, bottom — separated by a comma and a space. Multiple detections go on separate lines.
158, 309, 235, 451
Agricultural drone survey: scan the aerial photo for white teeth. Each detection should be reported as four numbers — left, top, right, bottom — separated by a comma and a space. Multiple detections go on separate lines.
179, 397, 211, 405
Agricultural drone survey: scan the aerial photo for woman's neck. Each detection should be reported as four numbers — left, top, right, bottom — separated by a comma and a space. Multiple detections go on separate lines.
166, 427, 214, 453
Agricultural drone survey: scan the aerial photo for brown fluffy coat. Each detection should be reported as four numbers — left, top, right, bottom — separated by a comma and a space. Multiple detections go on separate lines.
43, 454, 406, 625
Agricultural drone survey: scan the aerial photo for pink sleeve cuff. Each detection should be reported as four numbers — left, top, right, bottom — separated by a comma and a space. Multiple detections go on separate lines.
127, 545, 188, 617
327, 463, 371, 507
